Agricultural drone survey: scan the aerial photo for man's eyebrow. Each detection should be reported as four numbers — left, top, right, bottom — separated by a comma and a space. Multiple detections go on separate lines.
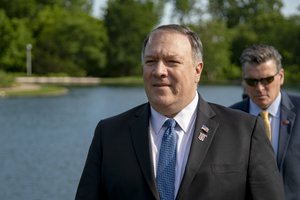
144, 55, 157, 59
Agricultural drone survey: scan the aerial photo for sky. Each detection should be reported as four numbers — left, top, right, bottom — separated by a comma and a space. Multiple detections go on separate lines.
92, 0, 300, 20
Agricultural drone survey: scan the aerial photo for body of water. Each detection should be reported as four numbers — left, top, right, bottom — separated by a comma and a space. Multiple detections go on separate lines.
0, 85, 298, 200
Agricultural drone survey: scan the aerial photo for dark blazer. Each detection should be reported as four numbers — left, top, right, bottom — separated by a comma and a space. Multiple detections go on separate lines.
231, 91, 300, 200
75, 95, 284, 200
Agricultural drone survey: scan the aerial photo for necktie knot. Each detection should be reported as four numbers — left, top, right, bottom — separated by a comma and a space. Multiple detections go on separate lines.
164, 119, 176, 129
163, 119, 176, 138
260, 110, 269, 119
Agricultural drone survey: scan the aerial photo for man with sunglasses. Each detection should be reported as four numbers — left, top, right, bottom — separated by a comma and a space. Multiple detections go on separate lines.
231, 44, 300, 200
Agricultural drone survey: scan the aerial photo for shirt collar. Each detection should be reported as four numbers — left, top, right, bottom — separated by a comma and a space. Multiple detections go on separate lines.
249, 92, 281, 118
150, 94, 199, 134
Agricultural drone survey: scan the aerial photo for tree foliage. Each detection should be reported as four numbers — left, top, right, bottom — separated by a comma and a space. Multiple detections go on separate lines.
32, 6, 107, 76
0, 0, 37, 18
0, 10, 33, 72
208, 0, 283, 28
104, 0, 164, 76
172, 0, 200, 24
192, 21, 235, 81
0, 0, 92, 18
0, 0, 106, 76
0, 0, 299, 82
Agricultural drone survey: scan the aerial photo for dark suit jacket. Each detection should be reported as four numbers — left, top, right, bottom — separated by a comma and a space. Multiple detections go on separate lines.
231, 91, 300, 200
75, 95, 284, 200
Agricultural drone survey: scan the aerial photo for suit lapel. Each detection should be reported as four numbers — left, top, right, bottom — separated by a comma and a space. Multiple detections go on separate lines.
177, 96, 219, 199
129, 103, 159, 199
277, 92, 296, 169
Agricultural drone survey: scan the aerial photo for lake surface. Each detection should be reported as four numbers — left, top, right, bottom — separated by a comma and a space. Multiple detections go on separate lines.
0, 86, 298, 200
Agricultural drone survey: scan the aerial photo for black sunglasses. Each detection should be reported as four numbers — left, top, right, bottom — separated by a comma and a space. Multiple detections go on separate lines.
244, 72, 278, 87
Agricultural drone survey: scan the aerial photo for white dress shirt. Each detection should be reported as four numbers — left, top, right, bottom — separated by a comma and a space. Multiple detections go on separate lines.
249, 92, 281, 157
149, 94, 198, 197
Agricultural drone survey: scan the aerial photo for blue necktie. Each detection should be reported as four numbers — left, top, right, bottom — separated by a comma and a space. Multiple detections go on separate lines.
156, 119, 177, 200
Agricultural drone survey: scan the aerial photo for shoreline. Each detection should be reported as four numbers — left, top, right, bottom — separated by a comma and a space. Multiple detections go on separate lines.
1, 76, 299, 98
0, 77, 101, 98
0, 76, 143, 97
0, 83, 68, 98
15, 76, 101, 85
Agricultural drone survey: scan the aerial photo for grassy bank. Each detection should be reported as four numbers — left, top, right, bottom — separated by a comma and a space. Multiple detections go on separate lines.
0, 84, 68, 98
0, 75, 144, 97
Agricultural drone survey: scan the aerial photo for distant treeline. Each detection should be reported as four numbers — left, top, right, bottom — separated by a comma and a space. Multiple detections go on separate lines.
0, 0, 299, 84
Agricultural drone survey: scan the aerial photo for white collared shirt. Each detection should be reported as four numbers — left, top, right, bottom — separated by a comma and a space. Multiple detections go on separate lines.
149, 94, 198, 197
249, 92, 281, 157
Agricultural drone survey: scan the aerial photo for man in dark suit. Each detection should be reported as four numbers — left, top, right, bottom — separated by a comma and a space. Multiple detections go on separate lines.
75, 25, 284, 200
231, 44, 300, 200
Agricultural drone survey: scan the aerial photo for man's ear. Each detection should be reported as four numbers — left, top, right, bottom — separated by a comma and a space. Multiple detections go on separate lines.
279, 68, 284, 86
195, 62, 203, 83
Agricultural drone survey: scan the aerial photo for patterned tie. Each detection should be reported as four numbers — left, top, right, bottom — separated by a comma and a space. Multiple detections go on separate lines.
156, 119, 177, 200
260, 110, 271, 141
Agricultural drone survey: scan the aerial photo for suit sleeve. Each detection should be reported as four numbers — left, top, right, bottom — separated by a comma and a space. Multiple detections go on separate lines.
248, 117, 285, 200
75, 122, 103, 200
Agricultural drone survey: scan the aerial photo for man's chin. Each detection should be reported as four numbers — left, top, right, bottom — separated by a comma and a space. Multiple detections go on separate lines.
256, 100, 270, 109
254, 95, 268, 101
151, 99, 170, 107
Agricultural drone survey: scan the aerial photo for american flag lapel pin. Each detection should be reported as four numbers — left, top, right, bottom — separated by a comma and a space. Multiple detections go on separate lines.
198, 125, 209, 141
201, 125, 209, 133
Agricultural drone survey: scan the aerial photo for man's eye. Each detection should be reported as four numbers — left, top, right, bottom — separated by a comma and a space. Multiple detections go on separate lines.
168, 60, 180, 64
145, 60, 156, 64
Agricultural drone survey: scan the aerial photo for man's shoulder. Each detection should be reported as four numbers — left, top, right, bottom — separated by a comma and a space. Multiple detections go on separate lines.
282, 91, 300, 110
287, 92, 300, 104
101, 103, 149, 123
230, 101, 246, 109
229, 98, 249, 112
209, 101, 254, 120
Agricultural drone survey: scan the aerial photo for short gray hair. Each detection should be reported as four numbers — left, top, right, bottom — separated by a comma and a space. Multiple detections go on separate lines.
142, 24, 203, 62
240, 44, 282, 71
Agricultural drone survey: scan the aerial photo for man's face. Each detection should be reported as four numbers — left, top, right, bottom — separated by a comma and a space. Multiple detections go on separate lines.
243, 59, 284, 109
142, 30, 203, 117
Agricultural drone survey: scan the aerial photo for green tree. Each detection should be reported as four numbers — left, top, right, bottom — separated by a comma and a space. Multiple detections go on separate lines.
281, 15, 300, 66
0, 0, 92, 19
104, 0, 164, 77
0, 10, 33, 72
171, 0, 203, 24
272, 15, 300, 84
0, 10, 12, 69
32, 6, 107, 76
43, 0, 93, 13
192, 20, 234, 81
230, 24, 257, 67
248, 12, 285, 43
208, 0, 283, 28
0, 0, 36, 18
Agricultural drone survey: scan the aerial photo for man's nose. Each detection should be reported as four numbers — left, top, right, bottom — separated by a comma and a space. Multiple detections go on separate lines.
255, 81, 266, 91
153, 61, 167, 77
